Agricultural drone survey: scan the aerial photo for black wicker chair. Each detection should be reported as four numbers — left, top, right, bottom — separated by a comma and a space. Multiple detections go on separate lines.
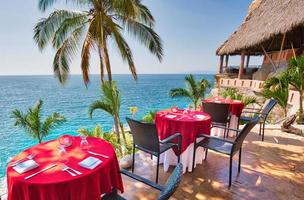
103, 163, 183, 200
192, 117, 260, 187
240, 98, 277, 141
202, 102, 231, 137
126, 117, 182, 183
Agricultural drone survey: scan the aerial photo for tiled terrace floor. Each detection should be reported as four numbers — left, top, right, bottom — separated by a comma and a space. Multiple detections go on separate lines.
120, 127, 304, 200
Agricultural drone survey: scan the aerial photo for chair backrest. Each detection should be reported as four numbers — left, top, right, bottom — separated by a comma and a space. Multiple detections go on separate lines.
260, 98, 278, 120
126, 117, 160, 153
202, 102, 230, 124
158, 163, 183, 200
232, 117, 260, 154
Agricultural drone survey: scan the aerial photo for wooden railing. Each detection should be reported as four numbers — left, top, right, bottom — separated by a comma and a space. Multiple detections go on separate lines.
219, 78, 264, 92
218, 78, 300, 106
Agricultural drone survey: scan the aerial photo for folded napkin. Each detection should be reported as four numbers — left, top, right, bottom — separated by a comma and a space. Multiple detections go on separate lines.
13, 159, 39, 174
195, 114, 206, 120
165, 114, 176, 119
79, 156, 102, 170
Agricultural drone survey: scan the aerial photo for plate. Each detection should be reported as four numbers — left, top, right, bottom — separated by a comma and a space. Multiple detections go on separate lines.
13, 159, 39, 174
165, 114, 176, 119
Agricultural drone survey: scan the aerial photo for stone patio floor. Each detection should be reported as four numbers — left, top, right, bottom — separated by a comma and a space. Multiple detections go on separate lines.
120, 127, 304, 200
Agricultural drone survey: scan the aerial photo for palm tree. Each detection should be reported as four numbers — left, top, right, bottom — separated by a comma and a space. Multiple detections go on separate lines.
11, 100, 66, 143
34, 0, 163, 86
288, 56, 304, 123
262, 72, 289, 117
170, 74, 211, 110
88, 81, 125, 146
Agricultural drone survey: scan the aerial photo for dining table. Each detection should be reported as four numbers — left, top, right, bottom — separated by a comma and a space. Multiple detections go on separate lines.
155, 109, 211, 173
203, 96, 245, 137
6, 136, 123, 200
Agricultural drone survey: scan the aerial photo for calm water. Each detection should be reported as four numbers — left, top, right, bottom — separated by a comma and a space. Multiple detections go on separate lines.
0, 74, 213, 191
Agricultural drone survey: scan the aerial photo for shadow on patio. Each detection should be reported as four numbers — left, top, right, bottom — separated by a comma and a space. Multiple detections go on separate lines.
120, 127, 304, 200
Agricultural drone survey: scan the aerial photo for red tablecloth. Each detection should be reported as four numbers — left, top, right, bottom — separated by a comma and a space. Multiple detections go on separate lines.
203, 97, 244, 117
155, 110, 211, 153
7, 137, 123, 200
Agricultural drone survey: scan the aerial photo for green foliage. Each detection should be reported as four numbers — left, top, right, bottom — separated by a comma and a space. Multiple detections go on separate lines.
288, 56, 304, 123
220, 87, 258, 107
34, 0, 163, 86
142, 111, 157, 123
88, 81, 127, 154
262, 72, 289, 116
11, 99, 66, 143
77, 124, 133, 159
170, 74, 211, 110
89, 81, 121, 119
78, 124, 104, 138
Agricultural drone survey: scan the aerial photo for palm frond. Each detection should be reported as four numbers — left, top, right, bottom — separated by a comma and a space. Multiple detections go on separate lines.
112, 0, 155, 26
120, 17, 163, 61
34, 10, 85, 50
41, 113, 66, 137
110, 22, 137, 80
38, 0, 91, 12
262, 72, 289, 113
88, 100, 113, 118
184, 74, 198, 97
81, 32, 95, 86
53, 26, 84, 84
52, 13, 88, 49
169, 88, 192, 98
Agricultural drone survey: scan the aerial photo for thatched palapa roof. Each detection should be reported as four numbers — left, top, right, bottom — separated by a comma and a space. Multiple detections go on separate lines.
216, 0, 304, 56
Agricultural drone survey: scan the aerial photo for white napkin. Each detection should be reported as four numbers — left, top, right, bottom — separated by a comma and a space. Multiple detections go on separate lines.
195, 114, 206, 120
165, 114, 176, 119
214, 100, 221, 103
13, 159, 39, 174
79, 156, 102, 170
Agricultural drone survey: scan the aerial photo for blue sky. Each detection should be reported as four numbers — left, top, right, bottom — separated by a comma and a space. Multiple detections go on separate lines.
0, 0, 260, 75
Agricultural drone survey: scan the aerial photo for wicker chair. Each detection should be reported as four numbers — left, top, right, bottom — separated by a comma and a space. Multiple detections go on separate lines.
240, 98, 277, 141
202, 102, 231, 137
103, 163, 183, 200
126, 117, 182, 183
192, 117, 260, 187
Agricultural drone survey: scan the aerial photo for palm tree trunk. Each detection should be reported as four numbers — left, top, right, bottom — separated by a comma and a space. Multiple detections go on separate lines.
113, 114, 123, 154
102, 37, 113, 85
98, 47, 105, 85
298, 91, 304, 124
120, 122, 127, 145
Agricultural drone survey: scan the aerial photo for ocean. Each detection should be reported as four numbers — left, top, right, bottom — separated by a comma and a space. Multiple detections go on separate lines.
0, 74, 214, 193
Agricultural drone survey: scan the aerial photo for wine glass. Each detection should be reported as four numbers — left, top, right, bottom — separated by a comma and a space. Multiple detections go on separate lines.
80, 135, 89, 150
58, 145, 68, 164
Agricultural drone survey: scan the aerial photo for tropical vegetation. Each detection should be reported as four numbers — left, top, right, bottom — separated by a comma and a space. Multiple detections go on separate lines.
34, 0, 163, 86
142, 110, 157, 123
262, 72, 289, 117
220, 87, 258, 107
88, 81, 126, 151
11, 99, 66, 143
170, 74, 211, 110
77, 124, 133, 158
287, 57, 304, 124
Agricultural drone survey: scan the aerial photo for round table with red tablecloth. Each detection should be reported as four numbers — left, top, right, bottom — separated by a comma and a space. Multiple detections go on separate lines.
7, 137, 123, 200
155, 110, 211, 173
203, 97, 245, 137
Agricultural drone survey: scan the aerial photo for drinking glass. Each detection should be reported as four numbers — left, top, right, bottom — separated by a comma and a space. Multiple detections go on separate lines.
58, 145, 68, 163
80, 135, 89, 150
